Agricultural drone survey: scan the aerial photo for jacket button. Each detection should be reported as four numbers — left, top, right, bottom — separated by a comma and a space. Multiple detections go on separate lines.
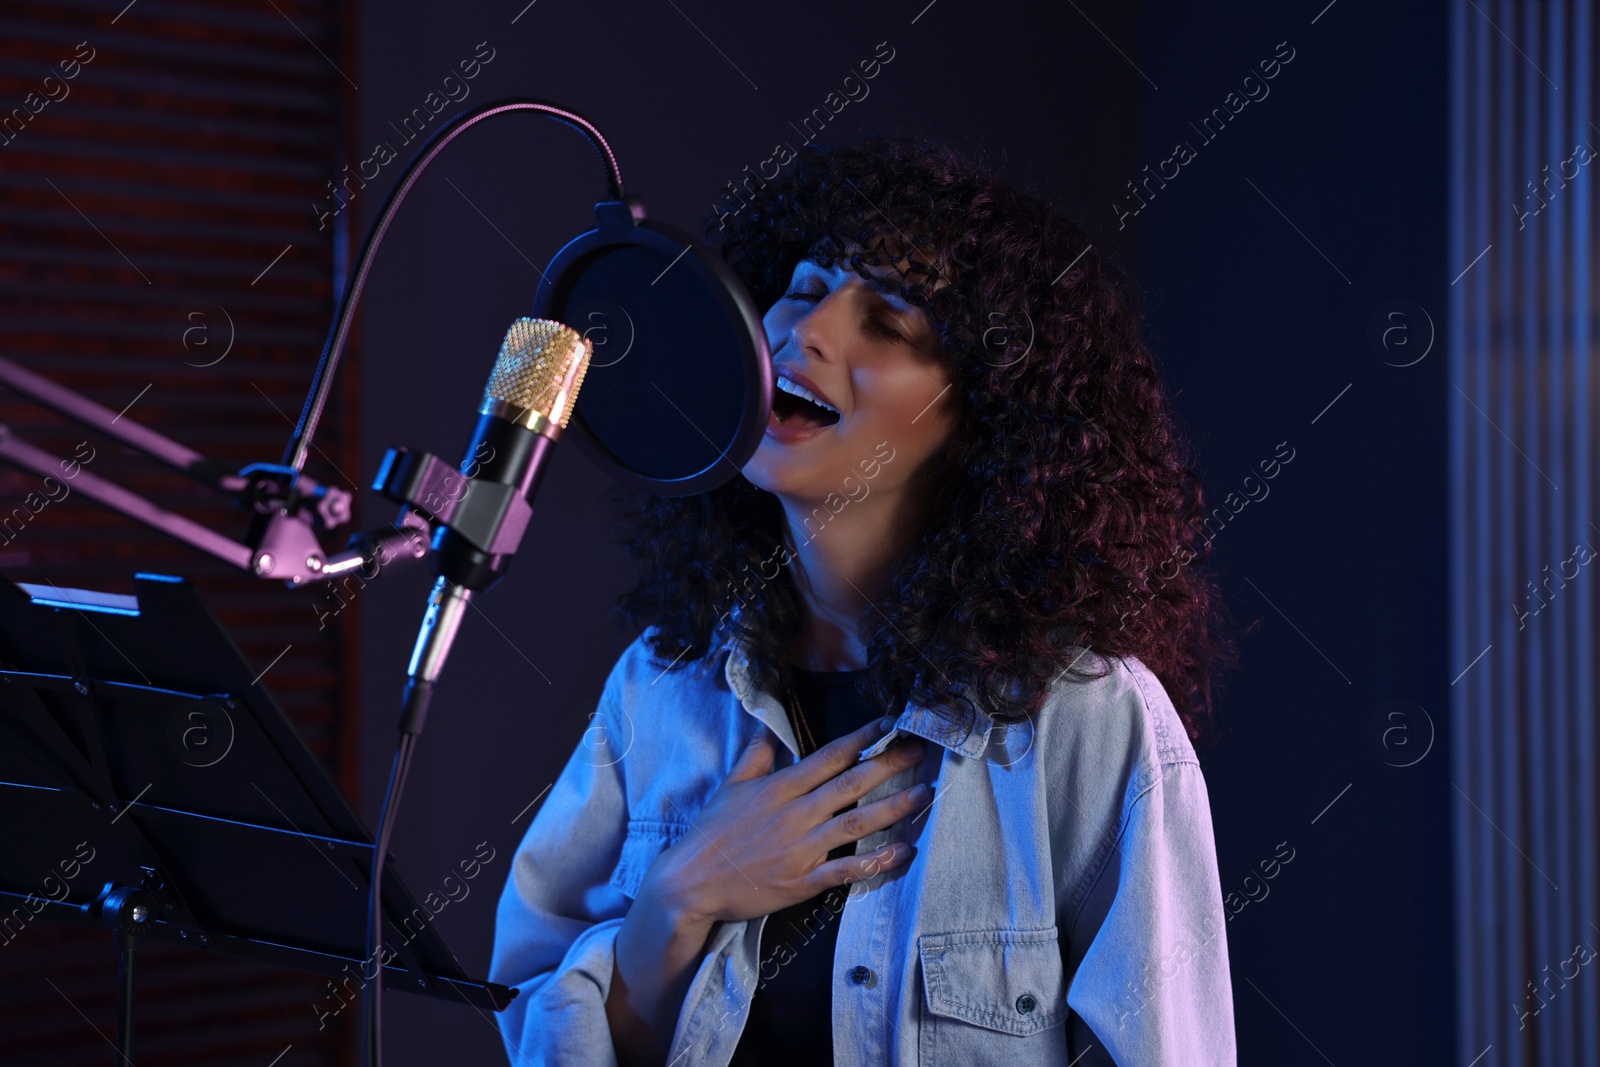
848, 965, 872, 985
1016, 993, 1037, 1014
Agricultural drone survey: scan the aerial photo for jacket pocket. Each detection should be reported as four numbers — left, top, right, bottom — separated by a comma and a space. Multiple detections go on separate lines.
918, 926, 1070, 1065
608, 819, 689, 901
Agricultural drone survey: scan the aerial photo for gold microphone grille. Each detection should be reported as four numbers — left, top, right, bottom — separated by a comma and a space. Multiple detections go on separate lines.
485, 317, 593, 431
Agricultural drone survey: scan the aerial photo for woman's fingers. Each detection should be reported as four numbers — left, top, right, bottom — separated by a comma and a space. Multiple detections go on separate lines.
802, 733, 928, 817
813, 781, 931, 855
775, 714, 898, 797
814, 840, 916, 892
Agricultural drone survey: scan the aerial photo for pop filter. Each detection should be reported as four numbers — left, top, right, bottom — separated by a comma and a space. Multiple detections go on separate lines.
531, 199, 772, 496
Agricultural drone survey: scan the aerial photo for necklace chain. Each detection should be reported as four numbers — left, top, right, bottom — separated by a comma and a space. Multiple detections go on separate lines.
781, 667, 818, 758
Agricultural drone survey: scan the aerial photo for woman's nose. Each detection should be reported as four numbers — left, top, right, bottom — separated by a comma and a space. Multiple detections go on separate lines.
788, 296, 838, 362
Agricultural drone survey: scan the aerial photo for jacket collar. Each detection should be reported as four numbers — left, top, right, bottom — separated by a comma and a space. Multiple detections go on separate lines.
711, 602, 1001, 762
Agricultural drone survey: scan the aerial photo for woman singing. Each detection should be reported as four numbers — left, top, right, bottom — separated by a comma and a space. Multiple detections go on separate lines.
491, 135, 1244, 1066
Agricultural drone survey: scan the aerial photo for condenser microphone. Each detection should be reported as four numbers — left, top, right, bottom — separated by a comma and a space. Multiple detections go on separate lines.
399, 317, 591, 732
434, 317, 592, 592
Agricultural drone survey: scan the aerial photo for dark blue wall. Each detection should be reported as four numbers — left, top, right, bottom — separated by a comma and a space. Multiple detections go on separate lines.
1139, 1, 1453, 1064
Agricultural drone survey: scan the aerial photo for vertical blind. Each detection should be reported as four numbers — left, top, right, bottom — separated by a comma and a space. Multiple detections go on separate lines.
1452, 3, 1598, 1067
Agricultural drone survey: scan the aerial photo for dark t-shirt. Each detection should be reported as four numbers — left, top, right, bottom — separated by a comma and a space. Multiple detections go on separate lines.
727, 663, 880, 1067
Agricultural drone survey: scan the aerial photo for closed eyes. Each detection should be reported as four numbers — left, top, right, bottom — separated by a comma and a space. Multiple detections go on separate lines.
782, 285, 908, 342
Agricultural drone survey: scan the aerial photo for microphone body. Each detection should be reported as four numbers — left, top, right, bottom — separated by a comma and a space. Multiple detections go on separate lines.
399, 317, 591, 732
432, 413, 557, 592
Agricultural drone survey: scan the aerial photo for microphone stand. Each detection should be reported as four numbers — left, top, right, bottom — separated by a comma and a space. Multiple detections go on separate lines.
0, 352, 432, 586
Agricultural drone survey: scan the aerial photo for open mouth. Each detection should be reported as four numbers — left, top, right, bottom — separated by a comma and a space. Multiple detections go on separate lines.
772, 376, 841, 428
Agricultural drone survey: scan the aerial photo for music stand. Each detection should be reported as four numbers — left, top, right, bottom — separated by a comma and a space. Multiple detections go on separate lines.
0, 571, 513, 1062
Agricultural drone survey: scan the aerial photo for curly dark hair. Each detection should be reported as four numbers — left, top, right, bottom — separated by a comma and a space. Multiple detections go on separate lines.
606, 134, 1247, 752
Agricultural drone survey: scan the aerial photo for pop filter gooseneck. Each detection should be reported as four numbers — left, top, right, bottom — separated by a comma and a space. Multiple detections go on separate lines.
282, 99, 625, 476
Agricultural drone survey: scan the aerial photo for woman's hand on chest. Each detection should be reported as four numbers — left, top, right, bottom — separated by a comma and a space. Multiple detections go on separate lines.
640, 716, 932, 929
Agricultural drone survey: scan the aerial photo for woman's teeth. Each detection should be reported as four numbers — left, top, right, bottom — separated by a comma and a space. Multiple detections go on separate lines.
775, 375, 839, 417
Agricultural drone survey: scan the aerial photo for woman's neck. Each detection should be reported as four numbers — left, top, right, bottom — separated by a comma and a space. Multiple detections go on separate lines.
777, 480, 932, 671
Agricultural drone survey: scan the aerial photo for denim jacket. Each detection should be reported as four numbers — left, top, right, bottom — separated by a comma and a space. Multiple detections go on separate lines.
490, 619, 1236, 1066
